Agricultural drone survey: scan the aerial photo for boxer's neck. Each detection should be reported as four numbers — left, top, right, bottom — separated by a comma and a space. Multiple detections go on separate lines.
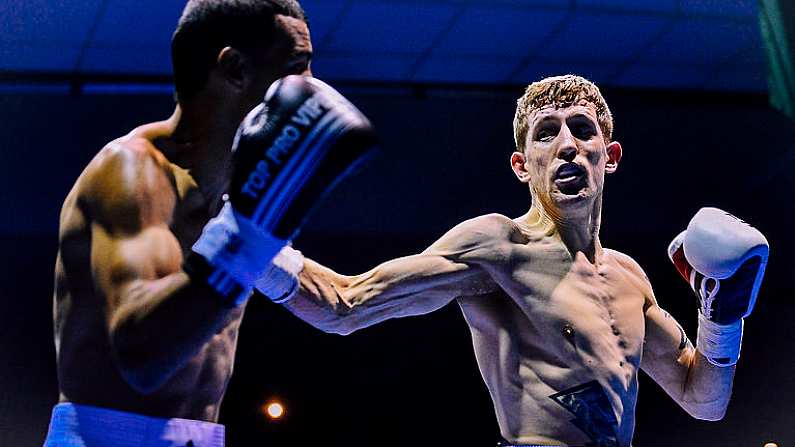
530, 196, 603, 263
168, 100, 246, 206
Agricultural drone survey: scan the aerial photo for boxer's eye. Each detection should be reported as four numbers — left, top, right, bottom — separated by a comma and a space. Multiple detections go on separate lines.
567, 116, 597, 140
572, 125, 596, 140
536, 127, 556, 142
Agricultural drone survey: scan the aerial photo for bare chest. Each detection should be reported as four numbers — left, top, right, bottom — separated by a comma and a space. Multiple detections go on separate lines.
510, 248, 645, 368
460, 245, 649, 445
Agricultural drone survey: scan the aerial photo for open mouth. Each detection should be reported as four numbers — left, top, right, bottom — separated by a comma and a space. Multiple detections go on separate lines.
554, 163, 587, 194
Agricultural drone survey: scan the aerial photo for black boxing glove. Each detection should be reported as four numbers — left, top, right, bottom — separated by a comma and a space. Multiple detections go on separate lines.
190, 76, 377, 305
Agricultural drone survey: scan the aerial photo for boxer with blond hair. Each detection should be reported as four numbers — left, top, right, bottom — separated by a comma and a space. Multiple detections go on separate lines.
268, 75, 769, 447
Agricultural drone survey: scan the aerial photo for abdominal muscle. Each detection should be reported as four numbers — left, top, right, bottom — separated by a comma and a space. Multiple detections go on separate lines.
458, 248, 647, 447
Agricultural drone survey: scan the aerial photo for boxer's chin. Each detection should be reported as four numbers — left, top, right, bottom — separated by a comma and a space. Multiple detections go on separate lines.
551, 176, 591, 205
551, 190, 590, 209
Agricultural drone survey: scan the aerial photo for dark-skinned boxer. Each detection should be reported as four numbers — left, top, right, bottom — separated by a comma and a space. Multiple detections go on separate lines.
45, 1, 376, 445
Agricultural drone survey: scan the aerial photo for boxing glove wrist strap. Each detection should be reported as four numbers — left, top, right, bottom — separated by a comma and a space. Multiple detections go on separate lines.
191, 203, 287, 306
255, 246, 304, 304
696, 312, 743, 367
183, 251, 253, 307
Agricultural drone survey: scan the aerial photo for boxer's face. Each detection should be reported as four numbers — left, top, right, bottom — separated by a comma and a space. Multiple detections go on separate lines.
270, 14, 313, 78
511, 101, 621, 215
243, 14, 313, 105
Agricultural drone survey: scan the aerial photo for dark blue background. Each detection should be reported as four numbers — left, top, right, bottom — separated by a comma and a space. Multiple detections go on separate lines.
0, 84, 793, 446
0, 0, 767, 91
1, 0, 793, 445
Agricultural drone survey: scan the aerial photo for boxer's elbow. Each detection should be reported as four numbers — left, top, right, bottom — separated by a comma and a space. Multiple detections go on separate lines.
679, 396, 729, 421
698, 411, 726, 422
323, 320, 361, 336
112, 344, 173, 394
684, 405, 727, 421
117, 362, 171, 395
109, 322, 174, 394
310, 313, 362, 336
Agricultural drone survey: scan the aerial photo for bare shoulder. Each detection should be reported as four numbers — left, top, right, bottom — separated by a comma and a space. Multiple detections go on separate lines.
605, 248, 656, 305
440, 213, 519, 244
425, 213, 519, 263
453, 213, 519, 238
605, 248, 640, 272
76, 136, 177, 234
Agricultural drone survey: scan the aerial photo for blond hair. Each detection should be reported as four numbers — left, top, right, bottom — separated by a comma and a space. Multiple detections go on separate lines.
513, 75, 613, 151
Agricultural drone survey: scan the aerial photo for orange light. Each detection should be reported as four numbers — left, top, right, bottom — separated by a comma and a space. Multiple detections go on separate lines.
264, 401, 285, 420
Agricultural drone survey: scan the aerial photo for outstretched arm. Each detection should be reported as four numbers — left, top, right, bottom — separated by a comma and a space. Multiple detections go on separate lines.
283, 215, 507, 334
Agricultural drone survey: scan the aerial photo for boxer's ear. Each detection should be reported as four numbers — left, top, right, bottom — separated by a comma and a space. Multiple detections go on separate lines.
605, 141, 622, 174
217, 46, 247, 90
511, 151, 531, 183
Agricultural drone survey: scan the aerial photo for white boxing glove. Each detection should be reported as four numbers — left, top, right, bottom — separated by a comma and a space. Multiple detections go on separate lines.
668, 207, 769, 366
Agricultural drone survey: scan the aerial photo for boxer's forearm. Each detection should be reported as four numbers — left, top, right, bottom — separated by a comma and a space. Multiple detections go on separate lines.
678, 350, 735, 420
108, 271, 240, 394
285, 258, 411, 335
285, 254, 483, 334
282, 259, 354, 334
656, 342, 735, 420
283, 217, 501, 333
642, 304, 735, 420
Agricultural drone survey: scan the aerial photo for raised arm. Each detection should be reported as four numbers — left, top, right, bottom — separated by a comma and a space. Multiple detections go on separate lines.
641, 297, 734, 420
642, 207, 769, 420
283, 214, 506, 335
78, 142, 239, 394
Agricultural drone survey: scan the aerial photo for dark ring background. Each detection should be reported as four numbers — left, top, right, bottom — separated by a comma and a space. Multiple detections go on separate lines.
0, 83, 792, 446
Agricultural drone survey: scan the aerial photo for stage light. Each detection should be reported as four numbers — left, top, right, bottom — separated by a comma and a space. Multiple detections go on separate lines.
264, 401, 285, 420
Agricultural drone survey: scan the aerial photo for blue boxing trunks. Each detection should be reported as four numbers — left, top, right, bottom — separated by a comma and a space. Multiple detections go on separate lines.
43, 403, 225, 447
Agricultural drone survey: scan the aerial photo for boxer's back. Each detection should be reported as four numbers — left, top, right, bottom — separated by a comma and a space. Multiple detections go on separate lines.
458, 216, 651, 446
53, 125, 243, 421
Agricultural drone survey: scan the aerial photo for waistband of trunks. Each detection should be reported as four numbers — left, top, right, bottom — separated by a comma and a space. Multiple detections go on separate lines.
497, 442, 569, 447
43, 402, 225, 447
